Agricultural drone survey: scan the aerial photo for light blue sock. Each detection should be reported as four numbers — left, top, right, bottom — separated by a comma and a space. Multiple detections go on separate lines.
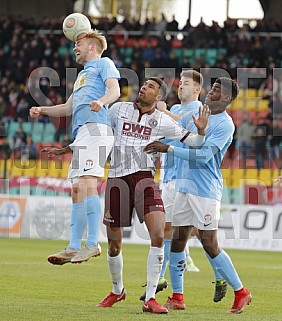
160, 239, 171, 279
205, 252, 224, 280
68, 202, 87, 250
169, 251, 186, 293
210, 250, 243, 291
85, 195, 101, 246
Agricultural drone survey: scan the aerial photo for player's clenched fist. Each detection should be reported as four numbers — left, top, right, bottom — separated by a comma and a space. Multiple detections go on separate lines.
90, 100, 103, 112
156, 101, 167, 112
29, 107, 42, 118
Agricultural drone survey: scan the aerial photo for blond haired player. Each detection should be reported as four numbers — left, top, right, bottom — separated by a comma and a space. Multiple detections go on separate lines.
30, 29, 120, 265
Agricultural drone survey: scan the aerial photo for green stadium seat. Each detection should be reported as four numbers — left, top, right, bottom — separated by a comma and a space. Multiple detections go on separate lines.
229, 188, 244, 204
7, 121, 20, 138
206, 48, 218, 58
218, 48, 227, 55
22, 122, 33, 135
19, 185, 31, 195
205, 49, 218, 65
41, 123, 56, 143
172, 48, 183, 64
120, 47, 133, 64
206, 57, 217, 66
194, 48, 206, 58
58, 46, 68, 58
44, 188, 57, 196
8, 187, 20, 195
222, 186, 232, 204
30, 186, 38, 195
182, 49, 194, 62
32, 122, 44, 143
32, 187, 46, 196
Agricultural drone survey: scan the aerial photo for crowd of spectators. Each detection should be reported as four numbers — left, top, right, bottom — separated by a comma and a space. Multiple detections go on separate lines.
0, 14, 282, 167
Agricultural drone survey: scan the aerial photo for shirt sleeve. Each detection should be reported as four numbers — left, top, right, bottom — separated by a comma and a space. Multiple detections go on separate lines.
107, 103, 119, 127
100, 58, 120, 82
171, 122, 233, 164
172, 142, 218, 164
161, 114, 205, 147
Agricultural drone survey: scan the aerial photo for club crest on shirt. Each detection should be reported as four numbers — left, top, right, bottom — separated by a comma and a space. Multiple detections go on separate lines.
73, 73, 86, 91
148, 118, 158, 128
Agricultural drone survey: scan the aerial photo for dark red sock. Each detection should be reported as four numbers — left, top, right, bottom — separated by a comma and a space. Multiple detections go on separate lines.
172, 293, 184, 301
234, 288, 247, 296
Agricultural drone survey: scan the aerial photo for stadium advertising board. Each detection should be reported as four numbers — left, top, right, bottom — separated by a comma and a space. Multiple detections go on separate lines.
0, 194, 281, 251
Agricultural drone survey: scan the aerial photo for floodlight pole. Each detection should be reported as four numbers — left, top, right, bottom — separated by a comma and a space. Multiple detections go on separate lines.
188, 0, 192, 22
226, 0, 230, 19
111, 0, 118, 16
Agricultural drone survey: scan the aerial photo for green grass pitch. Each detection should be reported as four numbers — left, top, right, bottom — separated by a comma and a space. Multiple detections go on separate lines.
1, 238, 282, 321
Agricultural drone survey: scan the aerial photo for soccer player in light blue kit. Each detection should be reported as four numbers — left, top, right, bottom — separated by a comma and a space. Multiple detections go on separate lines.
30, 29, 120, 265
145, 77, 252, 314
160, 70, 201, 275
139, 70, 202, 302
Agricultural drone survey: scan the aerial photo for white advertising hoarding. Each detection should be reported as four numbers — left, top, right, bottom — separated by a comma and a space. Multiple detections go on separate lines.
0, 194, 281, 251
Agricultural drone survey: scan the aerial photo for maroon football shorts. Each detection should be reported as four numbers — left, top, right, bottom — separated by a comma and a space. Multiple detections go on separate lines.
103, 171, 164, 227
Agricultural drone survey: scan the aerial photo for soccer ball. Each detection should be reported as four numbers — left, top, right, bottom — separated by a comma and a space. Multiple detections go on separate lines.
62, 13, 92, 42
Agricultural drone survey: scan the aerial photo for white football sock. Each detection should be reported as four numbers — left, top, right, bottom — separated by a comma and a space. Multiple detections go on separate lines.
145, 246, 164, 302
107, 251, 124, 294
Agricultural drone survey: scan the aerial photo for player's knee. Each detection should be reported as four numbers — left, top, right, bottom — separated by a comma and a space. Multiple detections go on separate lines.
201, 240, 220, 258
171, 239, 186, 252
164, 230, 172, 239
108, 240, 121, 257
150, 234, 164, 248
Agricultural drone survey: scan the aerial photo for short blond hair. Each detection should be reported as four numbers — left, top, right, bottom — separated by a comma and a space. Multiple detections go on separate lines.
180, 70, 203, 87
87, 29, 107, 54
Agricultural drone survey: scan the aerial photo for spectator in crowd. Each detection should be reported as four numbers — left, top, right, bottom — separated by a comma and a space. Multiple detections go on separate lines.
0, 96, 7, 120
61, 134, 72, 148
1, 14, 282, 173
236, 116, 255, 167
155, 13, 168, 33
9, 126, 27, 152
0, 120, 7, 138
16, 97, 30, 122
167, 15, 179, 32
268, 118, 282, 168
253, 125, 268, 170
18, 134, 37, 161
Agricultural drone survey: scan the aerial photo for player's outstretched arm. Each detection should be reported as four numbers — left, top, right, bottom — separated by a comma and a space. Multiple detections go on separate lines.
41, 146, 72, 156
156, 101, 180, 121
90, 78, 120, 112
144, 141, 170, 154
29, 95, 73, 118
174, 104, 210, 147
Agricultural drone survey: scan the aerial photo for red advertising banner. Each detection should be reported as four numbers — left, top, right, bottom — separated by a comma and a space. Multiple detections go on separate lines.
245, 185, 282, 205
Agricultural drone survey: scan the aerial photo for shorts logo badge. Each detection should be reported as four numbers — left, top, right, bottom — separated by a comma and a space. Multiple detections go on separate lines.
104, 210, 114, 223
204, 213, 212, 227
84, 159, 94, 172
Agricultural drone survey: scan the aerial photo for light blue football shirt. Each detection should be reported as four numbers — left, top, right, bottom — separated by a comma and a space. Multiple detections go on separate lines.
175, 111, 235, 201
163, 101, 202, 183
71, 57, 120, 136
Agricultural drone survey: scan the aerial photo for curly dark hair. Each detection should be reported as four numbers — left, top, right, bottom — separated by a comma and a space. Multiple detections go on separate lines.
215, 77, 239, 102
